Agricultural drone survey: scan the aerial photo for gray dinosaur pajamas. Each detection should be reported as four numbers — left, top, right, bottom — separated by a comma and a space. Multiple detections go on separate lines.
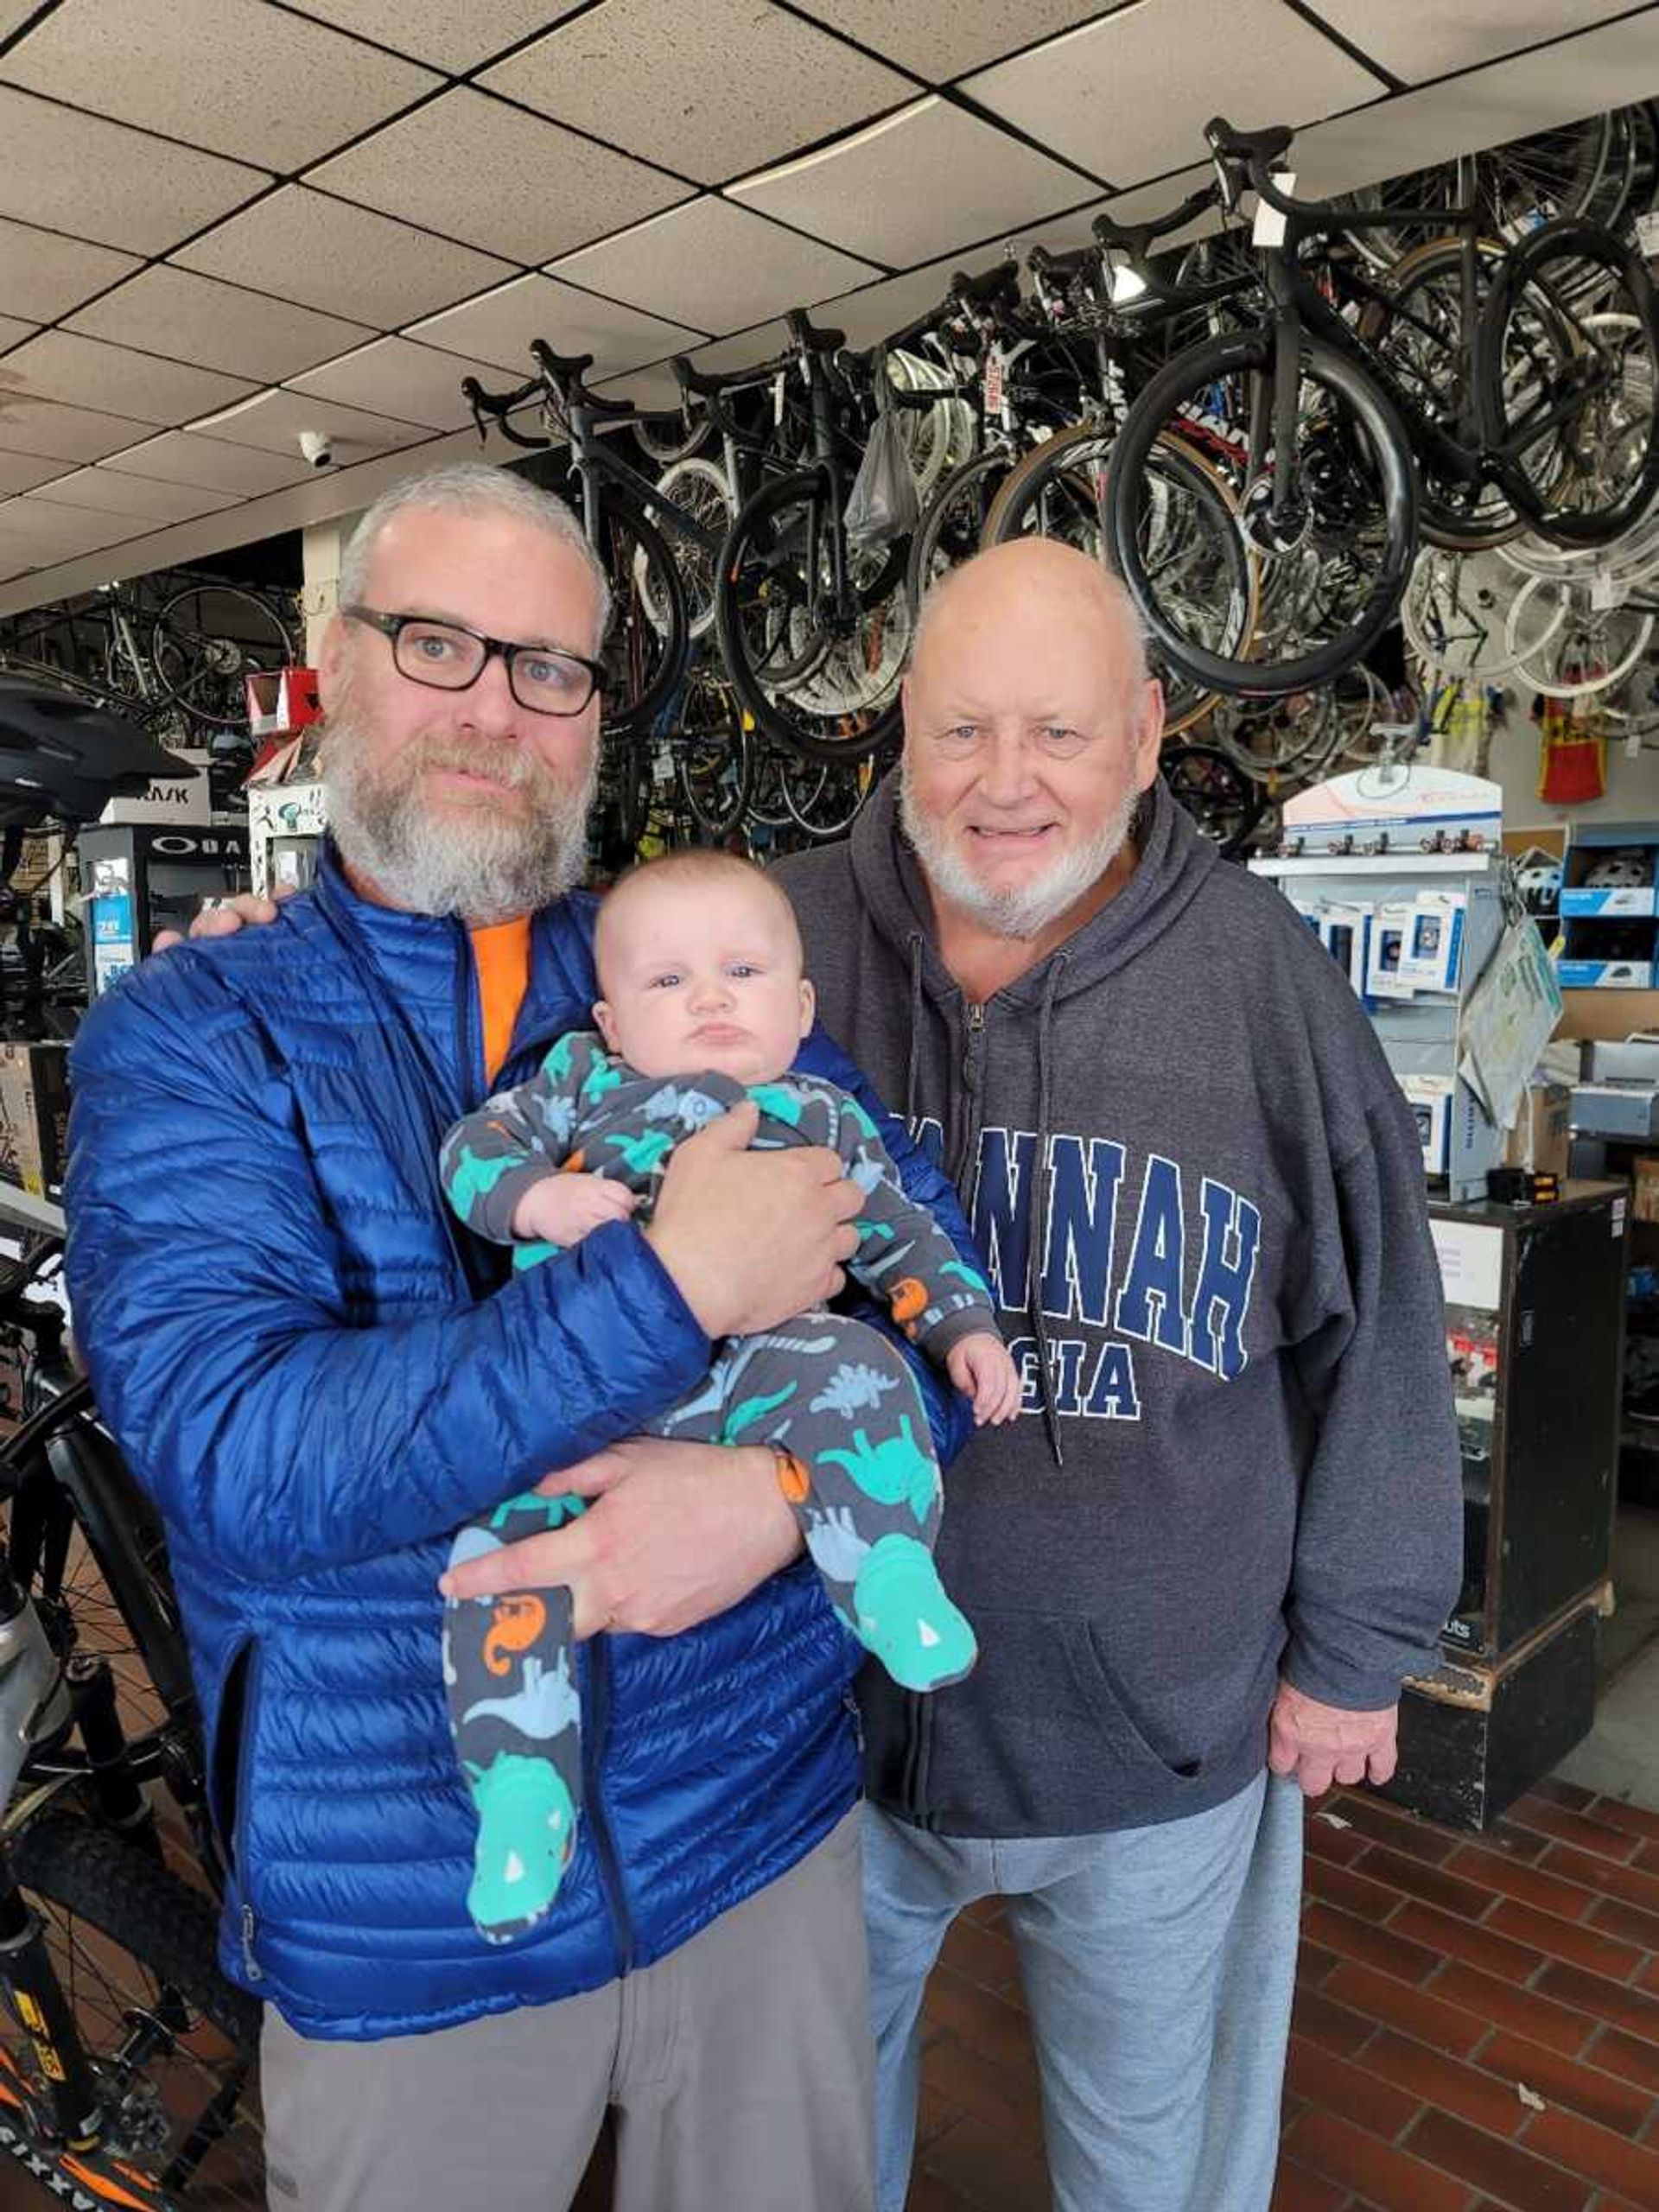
439, 1031, 996, 1942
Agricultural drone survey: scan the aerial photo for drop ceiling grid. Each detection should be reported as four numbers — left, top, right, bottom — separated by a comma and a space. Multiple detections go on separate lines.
0, 0, 1657, 593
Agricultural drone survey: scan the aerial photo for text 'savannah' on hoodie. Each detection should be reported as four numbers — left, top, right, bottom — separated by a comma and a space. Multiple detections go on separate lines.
779, 777, 1463, 1839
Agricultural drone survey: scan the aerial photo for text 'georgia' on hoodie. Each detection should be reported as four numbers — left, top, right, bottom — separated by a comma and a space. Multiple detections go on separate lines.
777, 776, 1463, 1840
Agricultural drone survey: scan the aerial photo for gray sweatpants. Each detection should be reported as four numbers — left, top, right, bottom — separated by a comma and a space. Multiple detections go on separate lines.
862, 1772, 1303, 2212
260, 1808, 874, 2212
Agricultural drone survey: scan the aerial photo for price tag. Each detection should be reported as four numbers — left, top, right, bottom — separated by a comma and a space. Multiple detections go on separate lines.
982, 343, 1005, 424
1637, 208, 1659, 259
772, 371, 785, 428
1250, 172, 1296, 249
1590, 569, 1620, 611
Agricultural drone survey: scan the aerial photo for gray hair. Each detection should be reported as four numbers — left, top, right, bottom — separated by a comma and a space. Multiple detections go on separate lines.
338, 461, 613, 651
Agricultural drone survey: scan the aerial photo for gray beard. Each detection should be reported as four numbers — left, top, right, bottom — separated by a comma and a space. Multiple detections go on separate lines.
319, 697, 596, 925
899, 761, 1141, 939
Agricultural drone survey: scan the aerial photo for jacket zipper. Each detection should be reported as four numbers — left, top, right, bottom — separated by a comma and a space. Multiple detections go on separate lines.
583, 1639, 635, 1974
233, 1649, 264, 1983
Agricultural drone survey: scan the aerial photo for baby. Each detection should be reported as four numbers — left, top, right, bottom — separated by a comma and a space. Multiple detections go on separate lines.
438, 848, 1019, 1944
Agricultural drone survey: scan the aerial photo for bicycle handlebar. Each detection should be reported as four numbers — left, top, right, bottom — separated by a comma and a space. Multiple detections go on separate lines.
1202, 116, 1352, 227
1092, 181, 1218, 256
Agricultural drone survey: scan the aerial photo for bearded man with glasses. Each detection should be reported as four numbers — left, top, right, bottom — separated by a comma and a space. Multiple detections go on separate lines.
64, 461, 975, 2212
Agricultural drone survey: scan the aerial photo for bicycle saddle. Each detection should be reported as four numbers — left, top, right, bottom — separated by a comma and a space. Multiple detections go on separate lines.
785, 308, 846, 354
0, 677, 196, 828
1204, 118, 1294, 166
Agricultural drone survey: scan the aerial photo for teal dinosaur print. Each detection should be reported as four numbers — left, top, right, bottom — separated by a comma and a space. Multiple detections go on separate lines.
718, 1380, 798, 1443
855, 1218, 894, 1245
512, 1238, 562, 1270
605, 1127, 676, 1175
542, 1034, 576, 1084
941, 1258, 993, 1300
487, 1490, 587, 1534
842, 1096, 880, 1143
815, 1416, 938, 1522
582, 1050, 623, 1103
448, 1144, 524, 1224
746, 1081, 805, 1127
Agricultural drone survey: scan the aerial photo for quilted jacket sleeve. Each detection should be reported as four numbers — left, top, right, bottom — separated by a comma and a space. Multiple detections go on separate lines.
794, 1020, 975, 1467
65, 958, 711, 1586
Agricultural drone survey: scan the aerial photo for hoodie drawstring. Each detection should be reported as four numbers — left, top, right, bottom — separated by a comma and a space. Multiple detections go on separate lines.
903, 933, 925, 1129
1026, 956, 1066, 1470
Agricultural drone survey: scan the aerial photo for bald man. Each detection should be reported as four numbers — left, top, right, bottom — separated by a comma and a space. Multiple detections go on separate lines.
777, 542, 1461, 2212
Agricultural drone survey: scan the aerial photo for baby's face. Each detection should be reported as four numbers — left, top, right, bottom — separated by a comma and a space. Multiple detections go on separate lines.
594, 875, 815, 1084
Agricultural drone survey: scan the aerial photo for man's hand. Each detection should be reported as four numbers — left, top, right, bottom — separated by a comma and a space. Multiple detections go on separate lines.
1268, 1680, 1399, 1796
644, 1101, 861, 1338
440, 1438, 801, 1638
512, 1173, 638, 1247
152, 888, 289, 953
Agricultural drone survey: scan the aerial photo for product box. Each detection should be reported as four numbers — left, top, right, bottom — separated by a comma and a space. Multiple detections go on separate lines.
1559, 840, 1658, 918
98, 747, 211, 828
1555, 953, 1656, 988
245, 667, 322, 743
1400, 1072, 1455, 1177
1320, 903, 1371, 998
0, 1042, 69, 1199
1400, 893, 1466, 994
1503, 1082, 1572, 1176
1368, 902, 1418, 1000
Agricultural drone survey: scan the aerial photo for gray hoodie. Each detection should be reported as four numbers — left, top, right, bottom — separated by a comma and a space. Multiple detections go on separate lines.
776, 776, 1462, 1838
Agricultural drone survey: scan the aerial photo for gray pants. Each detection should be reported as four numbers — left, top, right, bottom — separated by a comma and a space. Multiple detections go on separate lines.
261, 1808, 874, 2212
862, 1773, 1302, 2212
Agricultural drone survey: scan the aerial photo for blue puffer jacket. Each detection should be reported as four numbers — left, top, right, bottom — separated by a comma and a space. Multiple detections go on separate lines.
65, 848, 973, 2040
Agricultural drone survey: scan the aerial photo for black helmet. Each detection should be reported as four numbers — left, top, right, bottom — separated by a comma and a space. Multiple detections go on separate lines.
0, 677, 198, 828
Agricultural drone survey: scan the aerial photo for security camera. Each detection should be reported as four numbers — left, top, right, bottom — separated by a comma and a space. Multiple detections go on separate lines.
298, 428, 334, 470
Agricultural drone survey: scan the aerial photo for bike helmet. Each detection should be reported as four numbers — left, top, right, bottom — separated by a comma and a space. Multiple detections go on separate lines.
1516, 858, 1561, 908
1584, 848, 1650, 891
0, 677, 197, 828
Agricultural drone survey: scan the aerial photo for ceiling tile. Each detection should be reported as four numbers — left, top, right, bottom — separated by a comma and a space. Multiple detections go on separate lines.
68, 268, 374, 383
28, 467, 239, 523
99, 430, 317, 496
0, 0, 440, 169
277, 0, 582, 73
593, 362, 684, 412
410, 272, 701, 377
286, 337, 482, 429
0, 317, 35, 353
0, 332, 255, 428
962, 0, 1379, 189
482, 0, 911, 187
172, 189, 515, 330
1304, 0, 1639, 87
0, 454, 70, 496
1292, 16, 1659, 200
551, 199, 878, 339
0, 87, 268, 257
0, 2, 41, 35
0, 218, 141, 324
791, 0, 1115, 79
728, 97, 1090, 265
305, 86, 690, 265
3, 497, 137, 551
187, 387, 435, 463
0, 395, 154, 465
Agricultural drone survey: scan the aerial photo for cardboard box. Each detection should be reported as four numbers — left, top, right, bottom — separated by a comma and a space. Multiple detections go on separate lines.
1634, 1155, 1659, 1225
245, 667, 321, 742
98, 748, 212, 828
1504, 1082, 1573, 1177
0, 1042, 69, 1199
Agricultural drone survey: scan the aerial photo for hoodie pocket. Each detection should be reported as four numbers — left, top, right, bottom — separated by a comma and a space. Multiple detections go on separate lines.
205, 1637, 261, 1902
1071, 1621, 1206, 1785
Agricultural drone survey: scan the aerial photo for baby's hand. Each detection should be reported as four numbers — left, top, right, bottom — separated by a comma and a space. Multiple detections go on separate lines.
512, 1173, 639, 1249
945, 1332, 1023, 1426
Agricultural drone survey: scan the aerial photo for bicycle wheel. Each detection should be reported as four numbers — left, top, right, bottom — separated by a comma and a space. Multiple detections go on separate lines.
150, 586, 294, 730
1160, 742, 1265, 858
1338, 115, 1620, 273
1483, 220, 1659, 545
599, 500, 690, 735
906, 447, 1017, 621
1504, 575, 1655, 696
1401, 543, 1566, 681
782, 752, 877, 840
1109, 328, 1417, 697
983, 423, 1255, 735
715, 467, 906, 766
1357, 236, 1520, 550
635, 395, 715, 466
636, 457, 734, 642
673, 667, 753, 839
3, 1811, 264, 2206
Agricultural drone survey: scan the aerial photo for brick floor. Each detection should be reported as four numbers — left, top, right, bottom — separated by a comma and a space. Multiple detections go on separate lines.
903, 1780, 1659, 2212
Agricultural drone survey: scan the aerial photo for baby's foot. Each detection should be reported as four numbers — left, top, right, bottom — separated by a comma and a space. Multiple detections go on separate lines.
466, 1751, 578, 1942
853, 1532, 977, 1693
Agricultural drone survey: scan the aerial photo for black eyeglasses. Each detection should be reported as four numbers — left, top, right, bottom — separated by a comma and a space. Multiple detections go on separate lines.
342, 606, 605, 717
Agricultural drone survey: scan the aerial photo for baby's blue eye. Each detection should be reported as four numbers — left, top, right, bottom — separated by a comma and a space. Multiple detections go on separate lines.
650, 972, 682, 989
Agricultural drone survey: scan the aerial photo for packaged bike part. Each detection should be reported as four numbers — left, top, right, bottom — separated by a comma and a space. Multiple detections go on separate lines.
1319, 903, 1371, 998
1398, 1073, 1455, 1176
1367, 902, 1418, 1000
0, 1041, 68, 1198
1401, 893, 1466, 994
844, 410, 922, 550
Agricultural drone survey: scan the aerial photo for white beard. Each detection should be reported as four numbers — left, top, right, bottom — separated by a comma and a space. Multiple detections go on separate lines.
899, 761, 1140, 940
320, 681, 596, 925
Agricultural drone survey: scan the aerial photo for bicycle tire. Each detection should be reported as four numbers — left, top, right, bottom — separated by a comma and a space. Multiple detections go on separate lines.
714, 467, 906, 766
906, 447, 1016, 623
982, 423, 1254, 736
4, 1810, 264, 2205
635, 397, 716, 467
673, 671, 754, 839
1160, 741, 1266, 859
149, 585, 294, 730
600, 499, 690, 736
1482, 219, 1659, 547
637, 455, 734, 643
1503, 574, 1656, 696
1109, 327, 1418, 697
